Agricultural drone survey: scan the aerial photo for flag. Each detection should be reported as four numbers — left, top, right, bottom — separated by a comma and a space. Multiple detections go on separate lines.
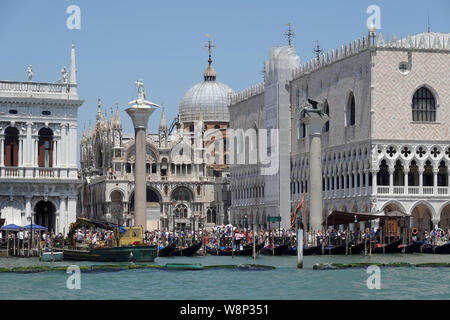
291, 192, 305, 229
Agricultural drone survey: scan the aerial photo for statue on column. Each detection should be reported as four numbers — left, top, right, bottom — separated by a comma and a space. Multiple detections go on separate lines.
27, 65, 33, 82
300, 98, 326, 118
136, 79, 147, 104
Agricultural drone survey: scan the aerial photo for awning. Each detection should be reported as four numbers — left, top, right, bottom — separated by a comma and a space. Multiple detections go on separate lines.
0, 224, 23, 231
323, 211, 385, 226
23, 224, 47, 231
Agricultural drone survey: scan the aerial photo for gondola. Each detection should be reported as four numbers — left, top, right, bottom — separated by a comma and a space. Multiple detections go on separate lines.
319, 243, 347, 255
371, 239, 403, 254
434, 242, 450, 254
260, 243, 289, 256
420, 243, 437, 254
206, 242, 264, 256
157, 242, 177, 257
348, 242, 366, 254
285, 245, 320, 256
169, 241, 202, 257
391, 241, 423, 254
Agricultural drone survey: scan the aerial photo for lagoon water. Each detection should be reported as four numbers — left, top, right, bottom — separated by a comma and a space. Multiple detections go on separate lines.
1, 254, 449, 300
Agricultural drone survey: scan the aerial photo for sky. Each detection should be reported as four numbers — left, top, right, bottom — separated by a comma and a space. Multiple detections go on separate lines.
0, 0, 449, 163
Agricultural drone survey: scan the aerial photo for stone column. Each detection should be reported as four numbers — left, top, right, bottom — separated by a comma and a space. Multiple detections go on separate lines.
404, 169, 409, 193
433, 168, 438, 194
25, 196, 32, 221
371, 169, 378, 195
59, 197, 66, 235
0, 135, 4, 166
18, 138, 23, 166
418, 168, 424, 195
126, 97, 158, 229
389, 167, 394, 193
67, 197, 77, 234
25, 122, 32, 166
302, 114, 328, 232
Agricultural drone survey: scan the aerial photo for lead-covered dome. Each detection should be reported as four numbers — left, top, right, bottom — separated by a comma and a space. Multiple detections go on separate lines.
179, 56, 234, 123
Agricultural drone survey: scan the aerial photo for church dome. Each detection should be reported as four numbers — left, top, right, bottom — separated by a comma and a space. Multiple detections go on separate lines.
179, 48, 234, 123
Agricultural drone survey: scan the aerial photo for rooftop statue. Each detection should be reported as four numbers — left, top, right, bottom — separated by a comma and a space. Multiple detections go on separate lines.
61, 66, 68, 84
27, 65, 33, 82
300, 98, 326, 118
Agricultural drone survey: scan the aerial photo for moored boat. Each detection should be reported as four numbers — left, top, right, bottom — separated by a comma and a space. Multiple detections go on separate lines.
285, 245, 320, 256
61, 245, 157, 262
157, 242, 177, 257
170, 241, 202, 257
434, 242, 450, 254
371, 239, 403, 254
260, 243, 289, 256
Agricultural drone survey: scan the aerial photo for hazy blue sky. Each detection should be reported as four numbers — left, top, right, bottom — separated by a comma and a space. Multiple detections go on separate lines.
0, 0, 449, 146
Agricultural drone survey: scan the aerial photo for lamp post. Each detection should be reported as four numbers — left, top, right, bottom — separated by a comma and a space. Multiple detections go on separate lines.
27, 215, 32, 257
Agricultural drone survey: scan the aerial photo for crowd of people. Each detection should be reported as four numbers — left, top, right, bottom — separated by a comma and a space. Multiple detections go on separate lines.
2, 224, 450, 251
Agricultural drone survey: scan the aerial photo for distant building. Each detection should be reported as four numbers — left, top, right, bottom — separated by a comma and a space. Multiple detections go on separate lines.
79, 48, 233, 231
0, 44, 83, 233
229, 30, 450, 233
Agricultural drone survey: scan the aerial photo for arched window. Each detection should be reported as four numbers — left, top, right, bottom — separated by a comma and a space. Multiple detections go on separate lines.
38, 128, 53, 168
393, 160, 404, 186
346, 92, 356, 126
438, 161, 448, 187
408, 160, 419, 186
377, 160, 389, 186
4, 127, 19, 167
323, 100, 329, 132
412, 87, 436, 122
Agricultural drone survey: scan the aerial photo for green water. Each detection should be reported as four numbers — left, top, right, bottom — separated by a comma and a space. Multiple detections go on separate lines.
1, 254, 449, 300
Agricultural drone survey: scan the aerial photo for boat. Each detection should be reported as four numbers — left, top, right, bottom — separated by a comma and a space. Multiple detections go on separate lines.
61, 245, 156, 262
260, 243, 289, 256
319, 244, 348, 255
157, 242, 177, 257
434, 242, 450, 254
285, 245, 320, 256
206, 242, 264, 256
348, 242, 366, 254
61, 218, 157, 262
169, 241, 202, 257
371, 239, 403, 254
420, 243, 437, 254
391, 241, 423, 254
40, 251, 63, 262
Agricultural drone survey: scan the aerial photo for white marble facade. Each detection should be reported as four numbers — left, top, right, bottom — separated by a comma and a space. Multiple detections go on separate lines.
229, 30, 450, 232
0, 44, 83, 234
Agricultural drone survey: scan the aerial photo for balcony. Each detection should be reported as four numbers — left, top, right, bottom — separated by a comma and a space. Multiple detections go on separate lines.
0, 166, 76, 180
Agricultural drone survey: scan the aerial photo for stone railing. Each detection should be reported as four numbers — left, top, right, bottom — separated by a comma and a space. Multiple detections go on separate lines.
292, 32, 450, 79
0, 80, 76, 94
228, 82, 265, 106
0, 166, 74, 179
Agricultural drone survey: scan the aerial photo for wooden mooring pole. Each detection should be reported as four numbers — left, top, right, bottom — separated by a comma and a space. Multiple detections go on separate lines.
252, 229, 256, 260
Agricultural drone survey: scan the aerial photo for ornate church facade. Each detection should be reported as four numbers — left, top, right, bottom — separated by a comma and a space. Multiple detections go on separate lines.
79, 48, 233, 232
0, 45, 83, 234
229, 29, 450, 232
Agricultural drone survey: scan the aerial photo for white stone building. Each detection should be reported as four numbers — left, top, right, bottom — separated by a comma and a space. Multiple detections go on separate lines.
79, 52, 234, 231
0, 45, 83, 234
229, 30, 450, 233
